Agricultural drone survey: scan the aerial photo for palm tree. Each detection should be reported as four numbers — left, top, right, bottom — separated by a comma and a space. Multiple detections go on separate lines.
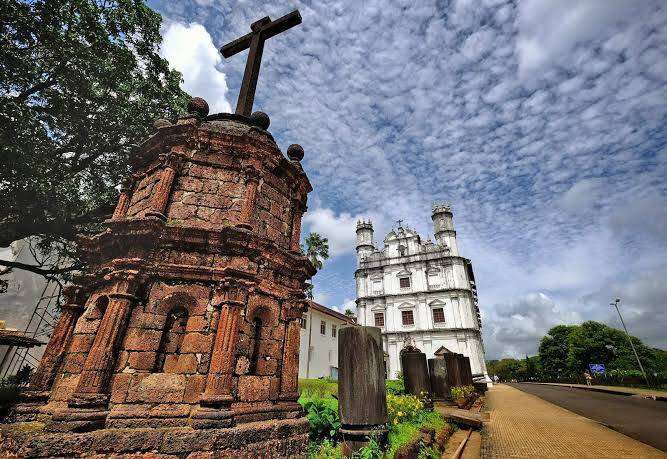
304, 232, 329, 271
303, 232, 329, 299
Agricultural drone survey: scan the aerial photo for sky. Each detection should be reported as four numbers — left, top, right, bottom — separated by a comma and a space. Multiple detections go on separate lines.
149, 0, 667, 359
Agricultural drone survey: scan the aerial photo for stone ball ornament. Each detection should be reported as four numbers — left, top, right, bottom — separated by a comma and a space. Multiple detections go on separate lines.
187, 97, 209, 117
250, 111, 270, 130
287, 144, 304, 161
153, 119, 172, 130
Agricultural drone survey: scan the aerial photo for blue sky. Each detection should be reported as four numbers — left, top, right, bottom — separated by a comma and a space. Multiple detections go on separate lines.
149, 0, 667, 359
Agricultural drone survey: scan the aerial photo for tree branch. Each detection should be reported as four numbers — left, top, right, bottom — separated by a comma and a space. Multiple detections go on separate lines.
14, 76, 56, 103
0, 259, 81, 276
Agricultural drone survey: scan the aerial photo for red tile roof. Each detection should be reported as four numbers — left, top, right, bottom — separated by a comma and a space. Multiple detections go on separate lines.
307, 301, 356, 324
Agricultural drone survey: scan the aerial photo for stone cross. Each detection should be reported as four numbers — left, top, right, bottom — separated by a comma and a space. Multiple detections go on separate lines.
221, 10, 302, 117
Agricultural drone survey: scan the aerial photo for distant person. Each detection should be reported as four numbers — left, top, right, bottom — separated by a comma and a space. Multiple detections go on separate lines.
493, 374, 499, 384
584, 370, 593, 386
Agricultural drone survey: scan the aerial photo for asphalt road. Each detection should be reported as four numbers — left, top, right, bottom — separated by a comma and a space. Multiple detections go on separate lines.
510, 383, 667, 452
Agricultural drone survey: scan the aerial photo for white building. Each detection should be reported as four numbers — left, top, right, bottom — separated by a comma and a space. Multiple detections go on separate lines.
299, 301, 356, 379
354, 203, 490, 382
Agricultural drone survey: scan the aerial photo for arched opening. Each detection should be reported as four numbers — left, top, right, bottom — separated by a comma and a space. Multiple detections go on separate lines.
155, 306, 189, 372
249, 317, 262, 374
88, 295, 108, 320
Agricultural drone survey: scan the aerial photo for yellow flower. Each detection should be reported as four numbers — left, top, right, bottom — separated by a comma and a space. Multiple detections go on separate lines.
398, 411, 403, 416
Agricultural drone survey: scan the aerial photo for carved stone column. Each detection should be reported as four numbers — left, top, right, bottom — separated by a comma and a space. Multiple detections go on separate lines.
48, 271, 140, 432
279, 296, 307, 403
111, 177, 134, 220
290, 200, 306, 252
192, 278, 252, 429
13, 286, 87, 421
237, 166, 262, 230
146, 153, 182, 220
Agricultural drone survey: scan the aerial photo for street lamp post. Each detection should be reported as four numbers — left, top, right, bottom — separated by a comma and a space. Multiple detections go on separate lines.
610, 298, 650, 387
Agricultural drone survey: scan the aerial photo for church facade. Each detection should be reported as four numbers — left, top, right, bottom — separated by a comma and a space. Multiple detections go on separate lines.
354, 203, 490, 382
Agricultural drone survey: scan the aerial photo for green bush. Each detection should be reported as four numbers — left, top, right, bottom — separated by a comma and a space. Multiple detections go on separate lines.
387, 393, 424, 426
300, 397, 341, 440
451, 385, 475, 400
299, 378, 339, 398
385, 379, 405, 395
0, 379, 21, 419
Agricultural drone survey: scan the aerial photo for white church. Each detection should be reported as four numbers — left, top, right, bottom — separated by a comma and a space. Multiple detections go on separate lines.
354, 203, 490, 382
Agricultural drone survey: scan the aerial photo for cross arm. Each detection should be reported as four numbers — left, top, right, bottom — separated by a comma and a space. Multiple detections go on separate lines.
219, 10, 302, 58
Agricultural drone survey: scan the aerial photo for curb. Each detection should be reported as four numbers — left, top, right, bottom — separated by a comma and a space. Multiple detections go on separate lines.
521, 382, 667, 402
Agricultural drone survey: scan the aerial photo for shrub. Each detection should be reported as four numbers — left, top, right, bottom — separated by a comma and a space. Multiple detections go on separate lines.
387, 394, 424, 426
387, 411, 448, 459
0, 379, 21, 419
451, 385, 475, 400
385, 379, 405, 395
301, 398, 341, 440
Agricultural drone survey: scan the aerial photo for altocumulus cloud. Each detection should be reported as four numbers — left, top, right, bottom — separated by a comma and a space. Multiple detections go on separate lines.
149, 0, 667, 358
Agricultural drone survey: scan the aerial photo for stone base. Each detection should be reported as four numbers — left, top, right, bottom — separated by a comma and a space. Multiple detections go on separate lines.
0, 417, 309, 458
340, 425, 387, 453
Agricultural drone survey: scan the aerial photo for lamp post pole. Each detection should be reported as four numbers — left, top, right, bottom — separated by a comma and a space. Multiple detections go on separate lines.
610, 298, 650, 387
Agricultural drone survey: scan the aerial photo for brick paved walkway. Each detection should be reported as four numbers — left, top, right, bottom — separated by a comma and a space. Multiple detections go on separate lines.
481, 384, 667, 458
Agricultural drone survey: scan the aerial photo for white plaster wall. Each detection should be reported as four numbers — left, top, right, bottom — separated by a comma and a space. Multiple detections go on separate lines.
298, 308, 350, 379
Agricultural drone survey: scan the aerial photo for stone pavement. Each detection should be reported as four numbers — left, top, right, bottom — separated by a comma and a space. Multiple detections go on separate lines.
481, 384, 667, 458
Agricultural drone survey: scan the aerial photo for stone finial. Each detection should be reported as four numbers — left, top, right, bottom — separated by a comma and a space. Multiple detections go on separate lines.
287, 144, 304, 161
153, 119, 171, 130
187, 97, 210, 117
250, 111, 270, 130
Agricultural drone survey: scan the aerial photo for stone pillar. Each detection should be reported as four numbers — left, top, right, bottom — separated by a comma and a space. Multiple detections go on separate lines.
339, 326, 387, 452
401, 350, 433, 408
111, 178, 133, 220
49, 271, 140, 432
146, 153, 181, 220
443, 353, 463, 388
237, 166, 262, 230
290, 201, 306, 252
13, 286, 87, 421
192, 278, 252, 429
428, 358, 452, 404
279, 296, 307, 403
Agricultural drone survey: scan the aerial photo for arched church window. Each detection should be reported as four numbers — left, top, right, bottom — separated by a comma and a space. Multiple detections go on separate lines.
249, 317, 262, 374
155, 306, 188, 372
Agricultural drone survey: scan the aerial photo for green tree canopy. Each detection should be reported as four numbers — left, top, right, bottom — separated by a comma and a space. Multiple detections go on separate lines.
538, 321, 667, 378
0, 0, 189, 277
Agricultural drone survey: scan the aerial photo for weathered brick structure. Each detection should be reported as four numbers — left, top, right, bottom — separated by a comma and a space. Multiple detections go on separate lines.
2, 98, 315, 457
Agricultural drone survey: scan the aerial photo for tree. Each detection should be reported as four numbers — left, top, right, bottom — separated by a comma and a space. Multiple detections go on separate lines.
302, 232, 329, 300
344, 308, 355, 318
0, 0, 189, 279
538, 325, 577, 378
538, 321, 667, 379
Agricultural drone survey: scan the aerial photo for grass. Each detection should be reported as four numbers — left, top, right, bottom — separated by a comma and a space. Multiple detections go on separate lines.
299, 378, 339, 398
386, 410, 449, 459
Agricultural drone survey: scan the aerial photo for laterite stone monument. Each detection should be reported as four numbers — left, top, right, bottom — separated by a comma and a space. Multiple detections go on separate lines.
1, 10, 316, 458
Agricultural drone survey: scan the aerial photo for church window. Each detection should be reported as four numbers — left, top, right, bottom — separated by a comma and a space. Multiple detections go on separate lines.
433, 308, 445, 324
320, 320, 326, 335
399, 277, 411, 289
401, 310, 414, 326
300, 316, 307, 329
331, 324, 337, 338
374, 312, 385, 327
155, 307, 188, 372
249, 317, 262, 374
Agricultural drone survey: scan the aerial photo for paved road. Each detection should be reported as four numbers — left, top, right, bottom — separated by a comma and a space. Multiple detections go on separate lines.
511, 383, 667, 452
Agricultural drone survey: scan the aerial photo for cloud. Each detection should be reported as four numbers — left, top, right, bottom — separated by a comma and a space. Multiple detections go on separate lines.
302, 207, 386, 258
145, 0, 667, 359
516, 0, 660, 77
160, 22, 232, 113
